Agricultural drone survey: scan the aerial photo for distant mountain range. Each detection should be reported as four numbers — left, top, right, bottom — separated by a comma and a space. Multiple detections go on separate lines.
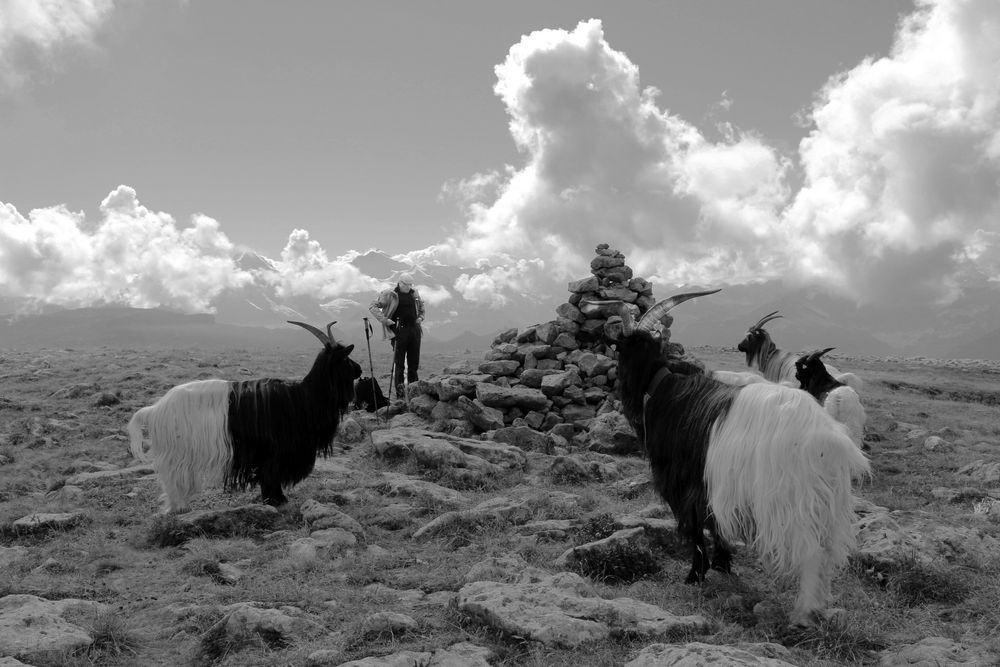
2, 249, 999, 359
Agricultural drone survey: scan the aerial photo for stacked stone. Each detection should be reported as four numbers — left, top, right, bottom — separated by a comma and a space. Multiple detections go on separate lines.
404, 244, 684, 451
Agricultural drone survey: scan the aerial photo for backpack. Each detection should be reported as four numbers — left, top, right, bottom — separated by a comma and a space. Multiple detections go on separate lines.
354, 376, 389, 412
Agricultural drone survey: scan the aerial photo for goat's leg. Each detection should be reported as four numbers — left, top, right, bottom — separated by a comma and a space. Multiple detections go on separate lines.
684, 510, 711, 584
708, 520, 733, 574
153, 453, 193, 514
157, 472, 191, 514
789, 547, 826, 627
259, 470, 287, 506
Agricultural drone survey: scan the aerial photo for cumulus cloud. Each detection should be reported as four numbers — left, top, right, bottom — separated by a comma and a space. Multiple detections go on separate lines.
786, 0, 1000, 304
6, 0, 999, 316
418, 284, 453, 307
424, 18, 794, 304
263, 229, 383, 300
0, 185, 252, 312
428, 2, 999, 307
0, 0, 120, 89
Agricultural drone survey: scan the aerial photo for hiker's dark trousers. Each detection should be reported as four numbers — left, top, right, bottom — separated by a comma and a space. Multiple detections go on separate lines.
393, 324, 421, 390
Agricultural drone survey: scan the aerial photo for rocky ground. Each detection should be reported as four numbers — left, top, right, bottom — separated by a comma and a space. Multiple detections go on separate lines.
1, 343, 999, 666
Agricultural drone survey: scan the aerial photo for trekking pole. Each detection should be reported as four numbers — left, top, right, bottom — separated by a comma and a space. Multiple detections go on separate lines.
387, 354, 396, 405
362, 317, 381, 424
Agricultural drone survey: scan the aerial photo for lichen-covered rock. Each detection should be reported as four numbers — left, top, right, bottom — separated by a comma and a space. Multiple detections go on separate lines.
455, 396, 505, 431
478, 360, 520, 376
586, 412, 639, 455
0, 595, 109, 658
476, 383, 551, 411
456, 573, 710, 648
491, 425, 551, 453
625, 642, 796, 666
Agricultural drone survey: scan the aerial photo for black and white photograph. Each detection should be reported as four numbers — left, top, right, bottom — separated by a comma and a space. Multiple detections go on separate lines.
1, 1, 999, 665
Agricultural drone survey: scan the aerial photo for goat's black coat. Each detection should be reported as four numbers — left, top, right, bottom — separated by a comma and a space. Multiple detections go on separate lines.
225, 342, 361, 505
354, 376, 389, 412
617, 329, 738, 582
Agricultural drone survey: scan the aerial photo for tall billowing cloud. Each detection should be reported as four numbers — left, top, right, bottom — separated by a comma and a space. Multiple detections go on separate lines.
425, 2, 999, 307
0, 0, 119, 89
0, 186, 252, 312
787, 0, 1000, 305
421, 18, 793, 304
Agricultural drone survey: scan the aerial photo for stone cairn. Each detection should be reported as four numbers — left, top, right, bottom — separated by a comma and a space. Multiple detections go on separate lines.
403, 244, 689, 453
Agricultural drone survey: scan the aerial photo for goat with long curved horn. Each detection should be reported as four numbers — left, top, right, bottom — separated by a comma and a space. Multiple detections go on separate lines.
614, 288, 869, 627
287, 320, 339, 347
747, 310, 782, 332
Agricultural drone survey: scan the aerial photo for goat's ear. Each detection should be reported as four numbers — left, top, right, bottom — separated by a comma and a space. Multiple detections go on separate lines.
342, 344, 355, 356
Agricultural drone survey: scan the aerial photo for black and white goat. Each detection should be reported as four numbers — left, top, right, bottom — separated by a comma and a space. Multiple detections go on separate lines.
608, 291, 870, 627
795, 348, 867, 450
128, 321, 361, 513
737, 311, 863, 391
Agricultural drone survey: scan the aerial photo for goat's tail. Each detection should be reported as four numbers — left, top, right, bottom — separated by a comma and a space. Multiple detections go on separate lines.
128, 406, 155, 461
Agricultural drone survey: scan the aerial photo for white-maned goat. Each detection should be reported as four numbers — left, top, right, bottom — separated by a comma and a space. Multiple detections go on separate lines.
128, 321, 361, 513
603, 291, 870, 627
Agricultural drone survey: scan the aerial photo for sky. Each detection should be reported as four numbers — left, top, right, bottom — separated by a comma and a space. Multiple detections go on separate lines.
1, 0, 999, 317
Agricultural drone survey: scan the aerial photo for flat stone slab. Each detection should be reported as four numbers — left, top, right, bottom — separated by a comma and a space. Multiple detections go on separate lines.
625, 642, 796, 666
0, 594, 109, 658
65, 464, 154, 486
11, 512, 86, 534
456, 573, 710, 648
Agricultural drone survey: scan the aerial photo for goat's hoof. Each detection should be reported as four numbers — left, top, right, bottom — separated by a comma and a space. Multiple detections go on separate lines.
683, 571, 705, 585
788, 607, 848, 629
819, 607, 847, 628
710, 561, 733, 574
263, 497, 287, 507
787, 608, 833, 629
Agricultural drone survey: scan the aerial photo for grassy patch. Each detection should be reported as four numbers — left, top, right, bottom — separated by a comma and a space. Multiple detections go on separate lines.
570, 541, 661, 584
776, 620, 889, 665
854, 554, 973, 606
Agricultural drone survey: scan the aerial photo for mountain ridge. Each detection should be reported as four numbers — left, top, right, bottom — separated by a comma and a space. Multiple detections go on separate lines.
2, 248, 998, 358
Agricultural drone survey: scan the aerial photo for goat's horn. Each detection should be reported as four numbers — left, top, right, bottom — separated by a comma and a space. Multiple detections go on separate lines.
288, 321, 330, 346
325, 321, 338, 345
635, 289, 722, 333
748, 310, 782, 331
818, 347, 836, 357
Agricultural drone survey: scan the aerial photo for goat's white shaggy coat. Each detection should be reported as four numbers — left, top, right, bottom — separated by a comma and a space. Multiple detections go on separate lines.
129, 380, 233, 513
707, 369, 772, 387
821, 386, 866, 448
704, 384, 869, 622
